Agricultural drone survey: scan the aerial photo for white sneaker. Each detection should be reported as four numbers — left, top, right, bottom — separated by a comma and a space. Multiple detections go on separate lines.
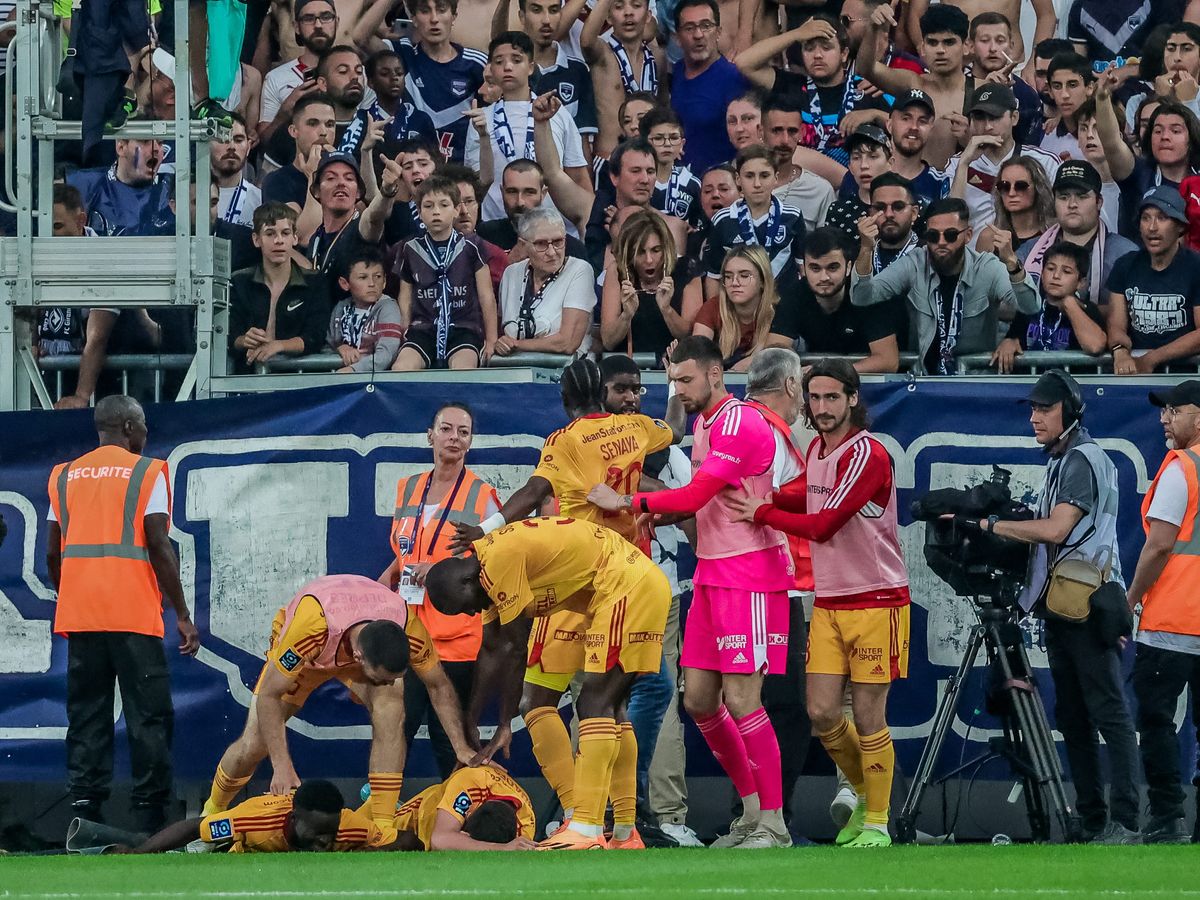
735, 822, 793, 850
830, 788, 858, 829
710, 815, 757, 848
661, 822, 704, 847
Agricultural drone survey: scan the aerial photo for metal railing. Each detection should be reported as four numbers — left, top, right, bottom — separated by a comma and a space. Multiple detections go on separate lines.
38, 354, 195, 405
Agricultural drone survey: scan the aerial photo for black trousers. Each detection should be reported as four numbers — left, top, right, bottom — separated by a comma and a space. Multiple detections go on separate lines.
1044, 619, 1140, 833
760, 595, 812, 826
1132, 642, 1200, 824
66, 632, 175, 810
403, 660, 475, 779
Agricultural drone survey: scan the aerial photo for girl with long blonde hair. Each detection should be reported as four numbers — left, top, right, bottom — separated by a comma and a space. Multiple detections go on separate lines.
691, 245, 778, 371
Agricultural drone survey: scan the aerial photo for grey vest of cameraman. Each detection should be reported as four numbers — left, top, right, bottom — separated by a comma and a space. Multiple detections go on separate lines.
1019, 431, 1123, 613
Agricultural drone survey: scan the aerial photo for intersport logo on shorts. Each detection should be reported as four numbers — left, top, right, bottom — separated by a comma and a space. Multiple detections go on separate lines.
716, 634, 748, 651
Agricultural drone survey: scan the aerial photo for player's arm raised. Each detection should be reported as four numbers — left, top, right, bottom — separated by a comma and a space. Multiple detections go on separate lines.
450, 477, 554, 553
256, 665, 304, 795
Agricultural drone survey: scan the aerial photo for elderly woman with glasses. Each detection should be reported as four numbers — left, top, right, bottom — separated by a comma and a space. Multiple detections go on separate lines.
494, 207, 597, 359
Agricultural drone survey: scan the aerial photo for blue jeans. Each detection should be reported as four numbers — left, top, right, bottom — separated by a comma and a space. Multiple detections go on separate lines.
627, 652, 674, 809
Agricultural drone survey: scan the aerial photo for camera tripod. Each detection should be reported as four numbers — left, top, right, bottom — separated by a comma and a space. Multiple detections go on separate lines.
895, 600, 1081, 844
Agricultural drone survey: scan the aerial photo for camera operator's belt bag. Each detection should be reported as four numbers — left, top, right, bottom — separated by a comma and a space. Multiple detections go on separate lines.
1045, 557, 1104, 623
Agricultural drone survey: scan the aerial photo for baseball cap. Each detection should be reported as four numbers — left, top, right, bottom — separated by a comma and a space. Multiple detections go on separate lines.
295, 0, 335, 17
1138, 185, 1189, 226
968, 84, 1017, 117
893, 89, 936, 116
1022, 370, 1080, 407
1149, 381, 1200, 409
1053, 160, 1102, 195
845, 123, 892, 155
313, 150, 366, 198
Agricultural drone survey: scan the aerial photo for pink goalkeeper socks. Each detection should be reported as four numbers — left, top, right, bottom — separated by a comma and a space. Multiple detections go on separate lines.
735, 707, 783, 812
694, 705, 757, 799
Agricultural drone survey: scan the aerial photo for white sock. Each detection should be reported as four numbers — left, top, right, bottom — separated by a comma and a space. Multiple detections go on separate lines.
613, 824, 634, 841
861, 822, 888, 834
758, 808, 785, 832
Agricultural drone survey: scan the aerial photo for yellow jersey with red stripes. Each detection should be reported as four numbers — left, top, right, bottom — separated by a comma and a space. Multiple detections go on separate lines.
198, 793, 397, 852
391, 765, 535, 849
266, 594, 439, 680
473, 517, 654, 625
532, 412, 673, 547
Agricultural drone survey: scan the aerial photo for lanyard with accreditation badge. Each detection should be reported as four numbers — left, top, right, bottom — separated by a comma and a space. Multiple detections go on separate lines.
397, 467, 467, 605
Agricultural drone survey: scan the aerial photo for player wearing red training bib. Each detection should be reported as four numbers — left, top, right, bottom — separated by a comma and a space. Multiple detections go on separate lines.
588, 336, 795, 850
731, 358, 910, 849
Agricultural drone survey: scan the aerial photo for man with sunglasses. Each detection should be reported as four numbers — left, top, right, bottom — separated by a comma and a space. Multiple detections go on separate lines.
946, 84, 1061, 230
854, 172, 921, 277
852, 196, 1039, 374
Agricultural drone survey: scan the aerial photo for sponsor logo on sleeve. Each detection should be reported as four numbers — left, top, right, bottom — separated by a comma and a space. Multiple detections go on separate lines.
279, 648, 303, 671
208, 818, 233, 840
453, 792, 472, 815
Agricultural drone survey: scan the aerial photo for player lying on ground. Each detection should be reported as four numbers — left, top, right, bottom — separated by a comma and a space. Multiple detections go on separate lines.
426, 516, 671, 849
201, 574, 476, 830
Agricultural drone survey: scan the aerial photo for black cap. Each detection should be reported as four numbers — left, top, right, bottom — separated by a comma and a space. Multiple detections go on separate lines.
893, 88, 935, 116
312, 150, 366, 198
845, 123, 892, 155
1053, 160, 1102, 195
1149, 381, 1200, 408
1138, 185, 1189, 226
968, 84, 1017, 117
294, 0, 335, 17
1022, 370, 1080, 407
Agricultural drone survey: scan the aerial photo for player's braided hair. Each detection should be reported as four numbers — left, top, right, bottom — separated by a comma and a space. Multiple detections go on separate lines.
561, 359, 604, 413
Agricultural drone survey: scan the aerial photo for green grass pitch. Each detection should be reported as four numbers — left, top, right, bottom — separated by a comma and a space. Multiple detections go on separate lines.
3, 846, 1200, 899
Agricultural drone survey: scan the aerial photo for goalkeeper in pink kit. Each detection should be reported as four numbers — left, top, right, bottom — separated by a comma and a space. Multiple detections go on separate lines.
589, 336, 795, 849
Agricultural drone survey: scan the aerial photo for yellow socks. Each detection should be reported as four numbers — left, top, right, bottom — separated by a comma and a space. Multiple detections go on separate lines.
818, 717, 866, 796
203, 764, 251, 816
571, 717, 620, 836
859, 727, 894, 829
610, 722, 638, 838
367, 772, 404, 828
524, 705, 576, 815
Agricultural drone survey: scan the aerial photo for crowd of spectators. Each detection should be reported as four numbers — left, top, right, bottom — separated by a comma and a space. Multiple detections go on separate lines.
23, 0, 1200, 405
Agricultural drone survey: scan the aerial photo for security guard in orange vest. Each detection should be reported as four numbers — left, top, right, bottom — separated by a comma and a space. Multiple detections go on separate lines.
46, 395, 200, 833
1127, 381, 1200, 845
380, 401, 501, 778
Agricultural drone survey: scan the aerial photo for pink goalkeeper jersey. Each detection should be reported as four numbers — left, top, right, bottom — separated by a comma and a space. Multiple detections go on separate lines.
692, 395, 792, 590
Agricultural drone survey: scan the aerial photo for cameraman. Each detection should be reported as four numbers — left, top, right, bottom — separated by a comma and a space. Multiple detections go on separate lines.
967, 370, 1139, 845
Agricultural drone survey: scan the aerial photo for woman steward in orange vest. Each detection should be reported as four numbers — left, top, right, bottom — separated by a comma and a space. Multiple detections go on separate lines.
380, 402, 501, 778
45, 395, 199, 834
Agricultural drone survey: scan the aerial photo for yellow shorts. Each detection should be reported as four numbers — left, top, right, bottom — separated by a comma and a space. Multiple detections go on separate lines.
254, 608, 354, 708
807, 604, 910, 684
526, 608, 588, 675
583, 565, 671, 675
523, 662, 574, 693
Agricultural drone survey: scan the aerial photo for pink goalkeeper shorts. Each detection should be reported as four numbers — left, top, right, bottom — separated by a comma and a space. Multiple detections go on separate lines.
681, 585, 790, 675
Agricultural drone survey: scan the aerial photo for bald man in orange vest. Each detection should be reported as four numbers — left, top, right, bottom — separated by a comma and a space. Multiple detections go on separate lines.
47, 394, 200, 834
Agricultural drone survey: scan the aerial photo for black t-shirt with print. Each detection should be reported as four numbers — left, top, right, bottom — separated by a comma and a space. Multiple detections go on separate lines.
1105, 247, 1200, 351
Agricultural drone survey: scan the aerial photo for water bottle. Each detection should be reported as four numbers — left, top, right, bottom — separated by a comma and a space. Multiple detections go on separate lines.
992, 833, 1012, 846
360, 782, 371, 803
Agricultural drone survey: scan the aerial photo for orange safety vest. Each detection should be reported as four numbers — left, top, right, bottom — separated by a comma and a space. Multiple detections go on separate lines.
1141, 446, 1200, 637
48, 444, 172, 638
390, 467, 499, 661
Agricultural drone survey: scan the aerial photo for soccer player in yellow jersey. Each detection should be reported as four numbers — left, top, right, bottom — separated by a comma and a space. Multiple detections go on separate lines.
427, 517, 672, 850
447, 358, 678, 848
383, 764, 538, 851
123, 780, 409, 853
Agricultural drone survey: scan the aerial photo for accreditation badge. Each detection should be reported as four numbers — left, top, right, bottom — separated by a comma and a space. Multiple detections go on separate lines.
398, 565, 425, 606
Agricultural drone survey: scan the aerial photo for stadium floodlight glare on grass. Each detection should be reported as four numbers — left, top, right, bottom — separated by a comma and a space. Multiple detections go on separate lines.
4, 845, 1200, 897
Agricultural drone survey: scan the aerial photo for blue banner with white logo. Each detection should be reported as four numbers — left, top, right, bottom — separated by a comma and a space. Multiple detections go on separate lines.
0, 379, 1189, 784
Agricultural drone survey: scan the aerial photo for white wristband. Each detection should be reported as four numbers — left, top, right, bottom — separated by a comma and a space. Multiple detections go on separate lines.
480, 512, 507, 535
667, 380, 677, 399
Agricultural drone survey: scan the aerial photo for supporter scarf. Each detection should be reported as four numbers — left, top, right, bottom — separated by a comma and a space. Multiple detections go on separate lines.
492, 98, 535, 162
735, 197, 785, 250
336, 304, 373, 350
605, 35, 657, 94
801, 74, 861, 151
221, 179, 249, 225
425, 232, 463, 361
1026, 303, 1069, 351
1024, 224, 1106, 304
872, 229, 920, 275
663, 166, 686, 217
931, 270, 965, 375
517, 261, 565, 338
